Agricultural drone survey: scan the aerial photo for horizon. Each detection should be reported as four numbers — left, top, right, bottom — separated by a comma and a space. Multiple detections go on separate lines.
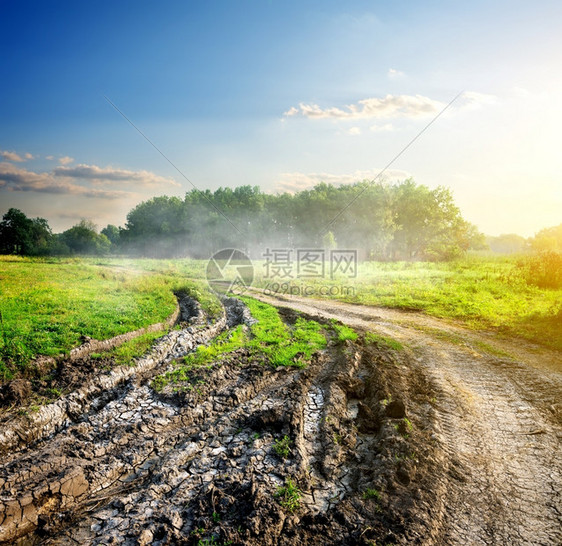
1, 0, 561, 238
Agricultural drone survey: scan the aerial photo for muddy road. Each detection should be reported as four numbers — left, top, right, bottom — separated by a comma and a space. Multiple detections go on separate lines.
0, 293, 561, 545
252, 292, 562, 545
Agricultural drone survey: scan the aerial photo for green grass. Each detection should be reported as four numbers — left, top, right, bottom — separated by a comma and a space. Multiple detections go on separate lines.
0, 256, 221, 381
273, 435, 292, 459
152, 298, 327, 391
253, 255, 562, 350
274, 478, 302, 512
242, 297, 327, 367
329, 320, 359, 343
91, 328, 168, 366
3, 254, 559, 383
362, 488, 382, 501
364, 332, 404, 352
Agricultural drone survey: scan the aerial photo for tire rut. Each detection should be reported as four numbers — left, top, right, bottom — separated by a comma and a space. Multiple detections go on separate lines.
250, 292, 562, 546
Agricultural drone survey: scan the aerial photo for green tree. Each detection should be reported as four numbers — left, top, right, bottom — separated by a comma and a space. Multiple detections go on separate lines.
0, 208, 53, 255
61, 220, 110, 255
529, 224, 562, 252
322, 231, 337, 250
101, 224, 120, 246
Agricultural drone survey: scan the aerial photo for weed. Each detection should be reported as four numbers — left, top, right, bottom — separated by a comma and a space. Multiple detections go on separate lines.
332, 432, 342, 445
362, 488, 381, 501
394, 417, 413, 437
329, 320, 358, 343
273, 435, 291, 459
212, 511, 220, 523
365, 332, 404, 351
275, 478, 301, 512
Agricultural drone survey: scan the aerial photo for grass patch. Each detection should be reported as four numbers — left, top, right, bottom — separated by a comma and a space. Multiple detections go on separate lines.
364, 332, 404, 351
252, 255, 562, 350
329, 320, 359, 343
273, 435, 292, 459
274, 478, 301, 512
95, 328, 168, 366
152, 297, 327, 391
0, 256, 221, 381
241, 297, 327, 368
362, 488, 381, 501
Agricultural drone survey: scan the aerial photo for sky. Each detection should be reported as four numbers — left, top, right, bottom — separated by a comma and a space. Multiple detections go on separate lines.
1, 0, 561, 236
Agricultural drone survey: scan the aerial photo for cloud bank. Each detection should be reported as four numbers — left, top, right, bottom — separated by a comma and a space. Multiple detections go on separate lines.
284, 91, 497, 122
284, 94, 445, 120
54, 164, 180, 187
0, 161, 179, 199
0, 150, 33, 162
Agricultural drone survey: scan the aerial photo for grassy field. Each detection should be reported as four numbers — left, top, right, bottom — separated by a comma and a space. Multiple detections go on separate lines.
254, 255, 562, 350
0, 256, 218, 380
1, 254, 560, 382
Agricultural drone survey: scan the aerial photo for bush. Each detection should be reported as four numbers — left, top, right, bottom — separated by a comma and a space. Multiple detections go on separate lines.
517, 251, 562, 289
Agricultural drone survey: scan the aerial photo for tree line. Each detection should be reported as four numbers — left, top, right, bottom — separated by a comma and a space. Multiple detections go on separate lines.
1, 178, 558, 261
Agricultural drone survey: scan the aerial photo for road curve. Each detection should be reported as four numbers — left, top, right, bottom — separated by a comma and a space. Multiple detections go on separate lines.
251, 291, 562, 545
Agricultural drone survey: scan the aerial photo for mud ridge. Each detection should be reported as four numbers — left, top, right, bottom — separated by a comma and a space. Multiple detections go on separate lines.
0, 299, 441, 545
0, 297, 222, 458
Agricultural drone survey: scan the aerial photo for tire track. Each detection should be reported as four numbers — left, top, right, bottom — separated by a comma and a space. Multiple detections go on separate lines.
251, 292, 562, 545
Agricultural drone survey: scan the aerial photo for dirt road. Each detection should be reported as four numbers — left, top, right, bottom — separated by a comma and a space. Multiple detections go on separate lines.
0, 293, 560, 545
252, 291, 562, 545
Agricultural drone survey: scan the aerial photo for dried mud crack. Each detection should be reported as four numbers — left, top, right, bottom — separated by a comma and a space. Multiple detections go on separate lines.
1, 293, 561, 545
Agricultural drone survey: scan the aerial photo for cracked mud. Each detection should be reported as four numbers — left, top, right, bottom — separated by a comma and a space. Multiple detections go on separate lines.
1, 294, 561, 545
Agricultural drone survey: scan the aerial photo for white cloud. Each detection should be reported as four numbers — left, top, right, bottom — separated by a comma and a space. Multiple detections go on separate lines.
0, 162, 129, 199
388, 68, 405, 79
1, 150, 26, 162
0, 160, 179, 200
284, 94, 445, 120
53, 163, 180, 187
274, 168, 411, 193
347, 127, 362, 135
58, 156, 74, 165
46, 155, 55, 160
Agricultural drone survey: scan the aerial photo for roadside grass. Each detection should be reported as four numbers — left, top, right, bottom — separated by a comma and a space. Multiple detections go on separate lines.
364, 332, 404, 352
152, 297, 327, 392
3, 254, 560, 384
0, 256, 220, 381
91, 328, 168, 366
253, 255, 562, 350
329, 320, 359, 343
242, 297, 327, 367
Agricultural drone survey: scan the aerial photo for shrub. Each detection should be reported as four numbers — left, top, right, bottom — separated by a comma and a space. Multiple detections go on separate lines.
517, 251, 562, 289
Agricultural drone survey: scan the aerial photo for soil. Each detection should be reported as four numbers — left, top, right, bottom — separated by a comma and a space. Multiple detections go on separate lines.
0, 293, 561, 545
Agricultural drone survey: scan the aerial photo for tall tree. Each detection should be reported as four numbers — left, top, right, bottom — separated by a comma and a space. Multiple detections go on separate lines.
0, 208, 53, 255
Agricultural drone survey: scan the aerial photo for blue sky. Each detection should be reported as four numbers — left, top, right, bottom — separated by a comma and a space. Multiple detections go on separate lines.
1, 0, 561, 235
